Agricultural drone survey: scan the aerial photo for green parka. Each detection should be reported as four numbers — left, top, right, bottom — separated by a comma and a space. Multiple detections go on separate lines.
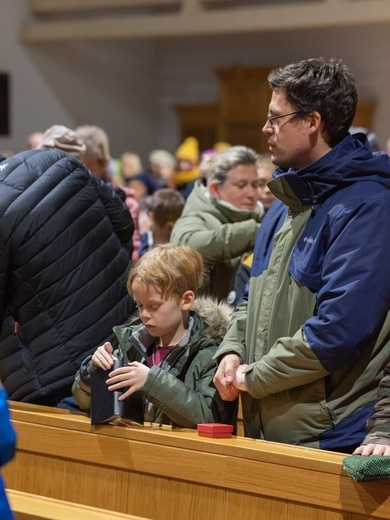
73, 297, 236, 428
170, 180, 261, 301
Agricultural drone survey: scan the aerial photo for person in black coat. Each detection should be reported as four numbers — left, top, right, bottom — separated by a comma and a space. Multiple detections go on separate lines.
0, 147, 136, 405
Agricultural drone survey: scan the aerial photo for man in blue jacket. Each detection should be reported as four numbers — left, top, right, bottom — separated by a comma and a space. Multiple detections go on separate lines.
214, 57, 390, 452
0, 148, 135, 405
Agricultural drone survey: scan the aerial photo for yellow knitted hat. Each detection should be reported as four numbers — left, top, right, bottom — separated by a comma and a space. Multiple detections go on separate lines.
213, 141, 231, 151
176, 137, 199, 163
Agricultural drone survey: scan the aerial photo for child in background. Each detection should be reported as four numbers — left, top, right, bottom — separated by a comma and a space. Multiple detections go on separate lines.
72, 244, 236, 428
138, 189, 185, 257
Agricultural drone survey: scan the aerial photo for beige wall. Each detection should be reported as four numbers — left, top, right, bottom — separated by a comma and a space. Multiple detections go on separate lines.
1, 1, 390, 163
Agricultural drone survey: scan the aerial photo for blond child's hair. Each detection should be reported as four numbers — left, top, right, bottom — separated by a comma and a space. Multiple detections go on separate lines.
127, 244, 206, 299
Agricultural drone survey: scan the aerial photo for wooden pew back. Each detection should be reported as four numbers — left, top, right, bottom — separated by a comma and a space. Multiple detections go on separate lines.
4, 402, 390, 520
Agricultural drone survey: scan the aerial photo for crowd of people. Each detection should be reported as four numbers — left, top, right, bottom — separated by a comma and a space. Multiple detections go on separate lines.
0, 57, 389, 506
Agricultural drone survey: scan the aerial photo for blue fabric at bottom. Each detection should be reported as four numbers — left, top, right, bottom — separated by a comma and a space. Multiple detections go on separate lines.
319, 401, 375, 451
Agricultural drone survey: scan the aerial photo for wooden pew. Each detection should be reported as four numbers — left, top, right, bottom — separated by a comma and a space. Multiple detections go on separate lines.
4, 402, 390, 520
7, 489, 148, 520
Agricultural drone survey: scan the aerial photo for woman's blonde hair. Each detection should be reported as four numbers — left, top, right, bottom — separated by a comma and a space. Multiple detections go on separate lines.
127, 244, 206, 299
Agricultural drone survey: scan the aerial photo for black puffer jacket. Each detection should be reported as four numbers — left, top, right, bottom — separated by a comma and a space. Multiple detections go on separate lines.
0, 149, 135, 403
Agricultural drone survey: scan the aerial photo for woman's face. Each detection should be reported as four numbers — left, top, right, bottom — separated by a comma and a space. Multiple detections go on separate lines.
210, 164, 259, 211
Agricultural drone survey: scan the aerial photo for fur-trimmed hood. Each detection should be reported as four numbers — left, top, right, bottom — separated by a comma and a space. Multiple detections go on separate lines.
192, 296, 233, 339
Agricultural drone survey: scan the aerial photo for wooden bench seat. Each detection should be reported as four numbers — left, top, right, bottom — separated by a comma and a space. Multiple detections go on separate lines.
8, 489, 149, 520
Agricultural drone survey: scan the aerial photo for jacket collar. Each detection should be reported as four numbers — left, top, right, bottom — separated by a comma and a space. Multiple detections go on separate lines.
268, 133, 390, 213
114, 316, 195, 360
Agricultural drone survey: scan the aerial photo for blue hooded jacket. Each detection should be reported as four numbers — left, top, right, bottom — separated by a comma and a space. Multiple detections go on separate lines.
233, 133, 390, 449
253, 133, 390, 371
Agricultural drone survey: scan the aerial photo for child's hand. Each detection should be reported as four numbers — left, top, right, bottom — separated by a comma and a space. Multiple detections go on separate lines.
232, 364, 248, 392
107, 362, 150, 400
91, 342, 115, 370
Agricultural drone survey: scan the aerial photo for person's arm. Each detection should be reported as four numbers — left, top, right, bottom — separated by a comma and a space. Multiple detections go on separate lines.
243, 199, 390, 398
140, 348, 236, 428
171, 215, 258, 266
72, 356, 94, 412
90, 174, 134, 249
213, 301, 249, 400
353, 362, 390, 455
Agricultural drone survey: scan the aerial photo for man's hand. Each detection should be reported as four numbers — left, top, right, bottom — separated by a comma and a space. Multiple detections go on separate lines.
213, 354, 241, 401
353, 443, 390, 456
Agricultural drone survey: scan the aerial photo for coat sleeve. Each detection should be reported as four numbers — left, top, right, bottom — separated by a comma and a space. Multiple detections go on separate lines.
171, 215, 258, 266
213, 300, 249, 362
140, 348, 236, 428
361, 362, 390, 446
72, 356, 93, 411
245, 197, 390, 397
302, 198, 390, 373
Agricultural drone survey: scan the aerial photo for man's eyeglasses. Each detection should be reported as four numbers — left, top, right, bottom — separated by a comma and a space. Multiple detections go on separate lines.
266, 110, 301, 128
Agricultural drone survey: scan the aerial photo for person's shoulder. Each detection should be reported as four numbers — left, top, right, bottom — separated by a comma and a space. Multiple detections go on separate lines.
6, 149, 84, 178
0, 149, 81, 195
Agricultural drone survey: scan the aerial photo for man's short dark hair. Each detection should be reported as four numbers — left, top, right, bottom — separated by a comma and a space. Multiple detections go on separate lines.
268, 57, 358, 147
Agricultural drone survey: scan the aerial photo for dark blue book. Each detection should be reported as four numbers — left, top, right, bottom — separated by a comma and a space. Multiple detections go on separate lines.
90, 359, 144, 425
90, 359, 124, 425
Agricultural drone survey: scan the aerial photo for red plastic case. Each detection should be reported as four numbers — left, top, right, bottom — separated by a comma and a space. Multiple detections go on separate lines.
197, 423, 233, 438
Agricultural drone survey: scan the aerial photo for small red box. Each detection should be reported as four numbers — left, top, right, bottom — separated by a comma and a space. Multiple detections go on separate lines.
197, 423, 233, 438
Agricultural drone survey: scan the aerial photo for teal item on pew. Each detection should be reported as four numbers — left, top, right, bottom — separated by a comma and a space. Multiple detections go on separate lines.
342, 454, 390, 482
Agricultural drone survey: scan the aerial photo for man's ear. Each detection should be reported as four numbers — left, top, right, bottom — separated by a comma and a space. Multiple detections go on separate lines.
208, 180, 220, 199
181, 290, 195, 311
307, 111, 322, 132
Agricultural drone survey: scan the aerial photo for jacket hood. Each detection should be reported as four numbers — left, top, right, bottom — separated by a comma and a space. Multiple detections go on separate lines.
269, 133, 390, 212
114, 296, 234, 355
184, 180, 262, 223
191, 296, 234, 339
